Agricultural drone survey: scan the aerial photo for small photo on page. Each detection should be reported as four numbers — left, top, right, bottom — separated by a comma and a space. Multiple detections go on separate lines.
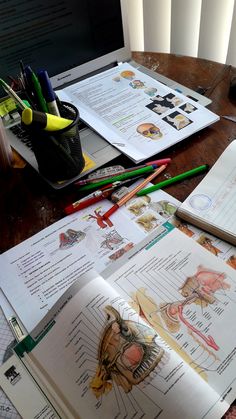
163, 111, 193, 130
179, 102, 198, 114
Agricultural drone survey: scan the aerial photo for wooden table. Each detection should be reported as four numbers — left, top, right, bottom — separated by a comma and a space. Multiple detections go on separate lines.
1, 52, 236, 254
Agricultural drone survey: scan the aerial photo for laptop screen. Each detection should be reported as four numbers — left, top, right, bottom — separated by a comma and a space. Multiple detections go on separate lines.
0, 0, 130, 95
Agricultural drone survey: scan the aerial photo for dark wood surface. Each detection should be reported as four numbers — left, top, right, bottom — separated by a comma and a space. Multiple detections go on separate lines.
1, 52, 236, 254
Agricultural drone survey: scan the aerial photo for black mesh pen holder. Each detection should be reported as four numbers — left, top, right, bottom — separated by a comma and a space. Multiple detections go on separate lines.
27, 101, 85, 182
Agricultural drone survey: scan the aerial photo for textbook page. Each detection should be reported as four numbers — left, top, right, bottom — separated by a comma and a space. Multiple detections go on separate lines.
105, 226, 236, 404
0, 306, 21, 419
176, 140, 236, 245
16, 272, 228, 419
57, 62, 219, 163
0, 199, 146, 332
117, 187, 236, 269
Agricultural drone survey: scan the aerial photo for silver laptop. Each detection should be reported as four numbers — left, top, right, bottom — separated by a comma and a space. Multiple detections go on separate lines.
1, 0, 210, 189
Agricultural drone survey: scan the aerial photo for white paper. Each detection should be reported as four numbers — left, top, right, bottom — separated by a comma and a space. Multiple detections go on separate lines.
0, 200, 146, 332
57, 62, 219, 162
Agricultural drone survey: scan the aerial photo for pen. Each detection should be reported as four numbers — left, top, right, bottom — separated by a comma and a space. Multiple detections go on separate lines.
136, 164, 209, 196
75, 158, 171, 186
24, 66, 48, 112
0, 78, 28, 110
65, 176, 144, 214
64, 189, 113, 214
37, 70, 60, 116
103, 164, 167, 219
78, 165, 159, 192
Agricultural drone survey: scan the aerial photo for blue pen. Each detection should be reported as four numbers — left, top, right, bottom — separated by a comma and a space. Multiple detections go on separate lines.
37, 70, 60, 116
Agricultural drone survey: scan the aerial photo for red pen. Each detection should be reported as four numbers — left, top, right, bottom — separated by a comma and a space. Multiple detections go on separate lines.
64, 189, 112, 215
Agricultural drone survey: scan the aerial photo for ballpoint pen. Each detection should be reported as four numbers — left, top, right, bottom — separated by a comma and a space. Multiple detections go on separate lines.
64, 188, 114, 214
24, 66, 48, 112
103, 164, 167, 219
136, 165, 209, 196
77, 165, 159, 192
37, 70, 60, 116
75, 158, 171, 186
0, 78, 28, 110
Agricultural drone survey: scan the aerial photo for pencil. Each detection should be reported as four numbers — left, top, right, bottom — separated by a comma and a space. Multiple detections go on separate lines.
136, 165, 209, 196
102, 164, 167, 219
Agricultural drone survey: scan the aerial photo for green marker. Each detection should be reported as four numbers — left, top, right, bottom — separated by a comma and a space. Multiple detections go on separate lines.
24, 66, 48, 112
136, 165, 209, 196
78, 165, 158, 192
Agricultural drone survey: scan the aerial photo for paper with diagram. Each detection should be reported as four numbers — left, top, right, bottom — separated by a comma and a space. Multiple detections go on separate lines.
13, 270, 229, 419
57, 62, 219, 163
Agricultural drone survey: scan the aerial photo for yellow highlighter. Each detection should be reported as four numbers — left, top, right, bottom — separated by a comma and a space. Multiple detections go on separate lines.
22, 108, 72, 131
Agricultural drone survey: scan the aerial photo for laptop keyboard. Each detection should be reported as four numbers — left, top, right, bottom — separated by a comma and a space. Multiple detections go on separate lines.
10, 124, 34, 150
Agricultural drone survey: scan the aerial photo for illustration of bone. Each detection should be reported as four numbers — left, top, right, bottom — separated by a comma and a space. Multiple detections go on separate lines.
137, 123, 163, 140
151, 95, 164, 102
129, 79, 145, 89
100, 230, 124, 251
166, 95, 183, 106
182, 103, 196, 113
136, 213, 158, 232
144, 87, 157, 96
171, 218, 194, 237
88, 209, 113, 229
90, 306, 167, 397
227, 255, 236, 269
149, 200, 177, 218
166, 113, 191, 130
152, 104, 169, 114
59, 229, 85, 249
127, 196, 151, 216
197, 235, 222, 256
120, 70, 135, 80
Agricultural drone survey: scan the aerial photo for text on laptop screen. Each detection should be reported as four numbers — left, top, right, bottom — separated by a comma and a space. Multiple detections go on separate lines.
0, 0, 126, 95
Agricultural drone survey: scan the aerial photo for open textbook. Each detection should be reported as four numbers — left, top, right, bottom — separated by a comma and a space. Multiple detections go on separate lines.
1, 185, 236, 417
57, 62, 219, 163
177, 140, 236, 245
4, 227, 236, 419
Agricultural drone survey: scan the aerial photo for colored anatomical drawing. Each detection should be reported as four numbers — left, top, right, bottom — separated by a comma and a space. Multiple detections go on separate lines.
131, 265, 230, 354
90, 306, 167, 397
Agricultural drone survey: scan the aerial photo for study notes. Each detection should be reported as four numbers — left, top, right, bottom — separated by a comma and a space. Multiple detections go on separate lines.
57, 62, 219, 163
176, 140, 236, 245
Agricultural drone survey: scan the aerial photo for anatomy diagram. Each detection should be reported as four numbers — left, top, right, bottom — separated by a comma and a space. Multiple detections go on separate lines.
90, 306, 167, 397
131, 265, 230, 352
59, 229, 85, 249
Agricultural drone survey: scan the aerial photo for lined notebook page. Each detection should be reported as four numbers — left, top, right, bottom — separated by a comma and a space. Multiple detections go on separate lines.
177, 140, 236, 239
